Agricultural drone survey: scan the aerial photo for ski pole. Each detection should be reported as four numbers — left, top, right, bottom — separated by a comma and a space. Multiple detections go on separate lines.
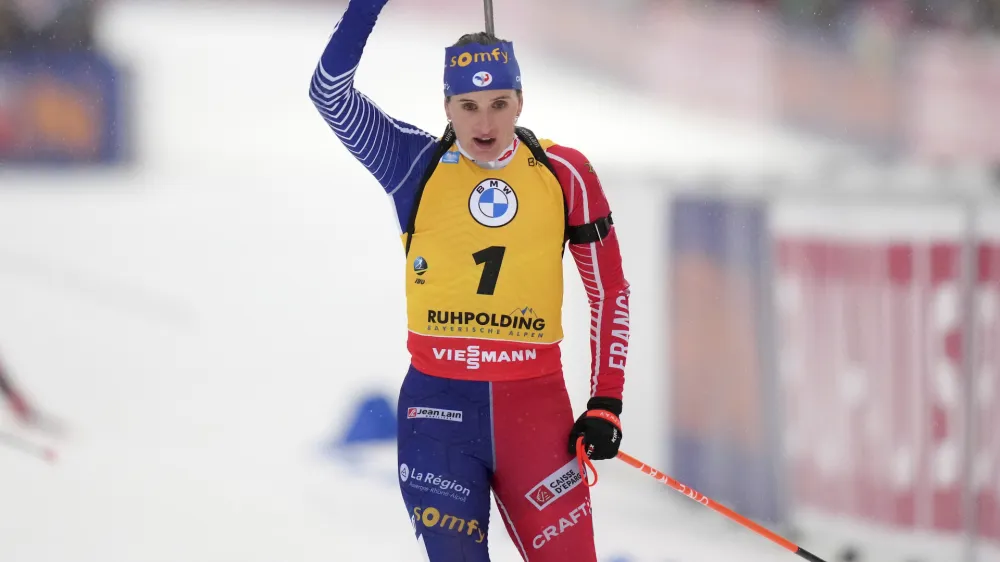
0, 430, 57, 464
615, 449, 828, 562
483, 0, 495, 36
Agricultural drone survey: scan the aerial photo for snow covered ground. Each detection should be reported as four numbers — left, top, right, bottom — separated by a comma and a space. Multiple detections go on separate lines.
1, 1, 991, 561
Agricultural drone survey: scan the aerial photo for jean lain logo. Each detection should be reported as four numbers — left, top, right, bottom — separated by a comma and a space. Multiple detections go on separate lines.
407, 407, 463, 422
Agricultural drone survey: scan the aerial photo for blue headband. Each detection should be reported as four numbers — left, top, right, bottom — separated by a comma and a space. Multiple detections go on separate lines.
443, 41, 521, 96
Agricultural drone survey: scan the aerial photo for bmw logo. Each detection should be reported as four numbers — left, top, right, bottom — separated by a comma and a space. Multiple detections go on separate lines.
469, 179, 518, 228
413, 256, 428, 276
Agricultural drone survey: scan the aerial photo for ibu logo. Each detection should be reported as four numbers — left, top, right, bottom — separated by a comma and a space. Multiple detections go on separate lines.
413, 257, 428, 276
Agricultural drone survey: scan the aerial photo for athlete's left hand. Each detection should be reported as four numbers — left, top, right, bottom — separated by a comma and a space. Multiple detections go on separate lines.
567, 397, 622, 460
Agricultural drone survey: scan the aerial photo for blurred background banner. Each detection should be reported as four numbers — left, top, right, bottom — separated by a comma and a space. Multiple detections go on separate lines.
459, 0, 1000, 164
5, 0, 999, 166
0, 0, 128, 165
973, 216, 1000, 549
0, 53, 125, 164
774, 200, 971, 541
668, 193, 786, 527
664, 181, 1000, 559
771, 193, 999, 558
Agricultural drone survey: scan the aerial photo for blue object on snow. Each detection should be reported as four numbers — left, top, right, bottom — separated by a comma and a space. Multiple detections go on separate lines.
336, 393, 397, 446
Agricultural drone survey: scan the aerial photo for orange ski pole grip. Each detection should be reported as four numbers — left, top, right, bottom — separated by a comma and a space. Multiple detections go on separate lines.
575, 436, 598, 487
615, 450, 829, 562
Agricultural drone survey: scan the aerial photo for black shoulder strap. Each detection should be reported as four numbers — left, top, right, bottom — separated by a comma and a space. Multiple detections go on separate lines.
515, 126, 571, 249
515, 126, 558, 179
406, 126, 588, 255
404, 124, 457, 256
521, 127, 615, 247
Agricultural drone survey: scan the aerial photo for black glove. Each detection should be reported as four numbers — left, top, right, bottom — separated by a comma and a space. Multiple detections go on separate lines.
567, 397, 622, 461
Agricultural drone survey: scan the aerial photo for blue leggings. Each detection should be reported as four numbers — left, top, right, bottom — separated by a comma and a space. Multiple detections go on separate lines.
396, 365, 598, 561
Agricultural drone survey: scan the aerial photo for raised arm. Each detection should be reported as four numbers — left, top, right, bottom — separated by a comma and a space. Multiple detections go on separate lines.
546, 145, 631, 404
309, 0, 438, 195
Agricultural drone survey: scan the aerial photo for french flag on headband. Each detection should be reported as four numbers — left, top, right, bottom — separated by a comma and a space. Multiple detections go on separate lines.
443, 41, 521, 96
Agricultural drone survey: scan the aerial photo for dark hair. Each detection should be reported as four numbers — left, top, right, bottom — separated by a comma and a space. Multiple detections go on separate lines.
445, 32, 523, 102
453, 32, 505, 48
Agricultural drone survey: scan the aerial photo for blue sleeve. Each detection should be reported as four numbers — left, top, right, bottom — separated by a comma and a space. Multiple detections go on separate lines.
309, 0, 438, 228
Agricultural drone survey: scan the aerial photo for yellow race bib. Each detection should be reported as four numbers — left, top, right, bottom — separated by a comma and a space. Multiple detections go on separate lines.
402, 137, 566, 379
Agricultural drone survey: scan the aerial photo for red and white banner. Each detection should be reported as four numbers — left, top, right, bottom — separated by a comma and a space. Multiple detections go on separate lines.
773, 201, 1000, 546
974, 212, 1000, 546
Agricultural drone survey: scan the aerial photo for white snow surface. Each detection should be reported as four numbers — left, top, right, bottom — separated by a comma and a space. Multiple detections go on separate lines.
2, 1, 990, 561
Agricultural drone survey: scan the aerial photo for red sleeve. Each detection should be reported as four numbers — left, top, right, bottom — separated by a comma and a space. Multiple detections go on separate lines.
545, 145, 631, 402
